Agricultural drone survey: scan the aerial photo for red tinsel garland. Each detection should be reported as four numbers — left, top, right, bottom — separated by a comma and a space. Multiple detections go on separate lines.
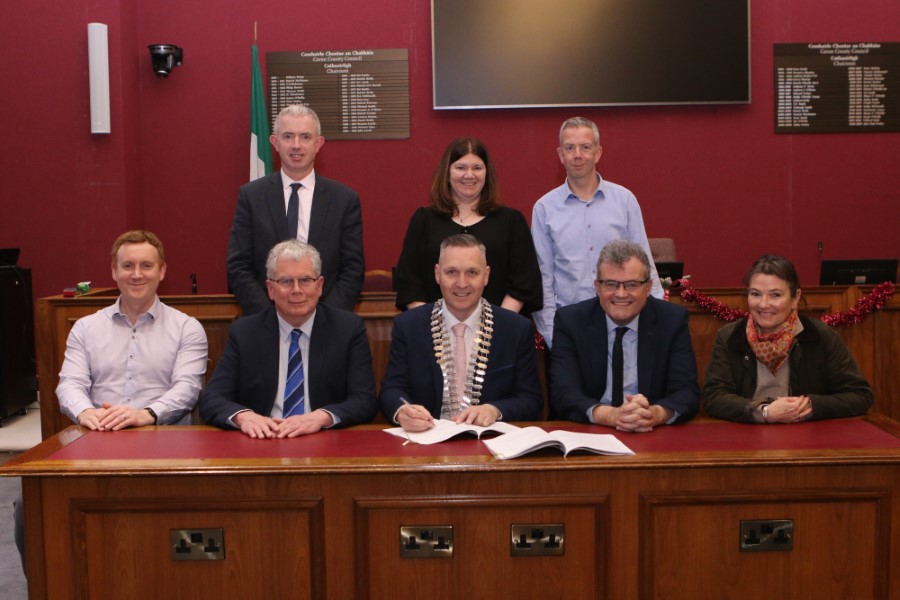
820, 281, 896, 326
676, 279, 896, 327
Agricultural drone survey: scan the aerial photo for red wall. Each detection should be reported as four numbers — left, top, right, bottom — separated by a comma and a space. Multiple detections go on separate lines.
1, 0, 898, 300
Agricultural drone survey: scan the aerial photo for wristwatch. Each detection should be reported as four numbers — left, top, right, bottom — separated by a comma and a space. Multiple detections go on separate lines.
761, 405, 769, 423
145, 407, 158, 424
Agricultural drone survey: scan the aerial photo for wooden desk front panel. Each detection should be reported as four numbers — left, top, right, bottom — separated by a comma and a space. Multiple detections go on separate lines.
357, 497, 605, 599
72, 497, 324, 599
23, 462, 898, 599
642, 490, 889, 600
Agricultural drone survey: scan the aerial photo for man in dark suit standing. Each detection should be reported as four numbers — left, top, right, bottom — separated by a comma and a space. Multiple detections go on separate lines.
379, 234, 542, 431
201, 240, 376, 438
227, 104, 364, 315
551, 240, 699, 432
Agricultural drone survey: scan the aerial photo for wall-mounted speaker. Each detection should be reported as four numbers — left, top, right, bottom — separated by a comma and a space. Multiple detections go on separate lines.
88, 23, 110, 134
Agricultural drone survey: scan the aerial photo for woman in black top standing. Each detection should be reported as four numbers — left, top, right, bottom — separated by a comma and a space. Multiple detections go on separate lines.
393, 137, 542, 313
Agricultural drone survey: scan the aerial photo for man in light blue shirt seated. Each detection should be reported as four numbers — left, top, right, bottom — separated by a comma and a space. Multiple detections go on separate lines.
531, 116, 663, 349
57, 230, 208, 429
15, 229, 208, 573
550, 241, 698, 432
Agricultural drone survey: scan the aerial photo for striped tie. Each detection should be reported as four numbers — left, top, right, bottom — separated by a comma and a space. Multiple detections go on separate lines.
283, 328, 305, 417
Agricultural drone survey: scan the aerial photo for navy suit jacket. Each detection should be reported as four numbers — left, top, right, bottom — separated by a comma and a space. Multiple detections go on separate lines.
378, 303, 543, 423
199, 304, 377, 428
550, 296, 699, 423
227, 172, 365, 314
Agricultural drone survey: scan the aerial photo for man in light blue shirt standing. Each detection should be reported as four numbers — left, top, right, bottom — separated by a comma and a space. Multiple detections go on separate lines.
531, 117, 662, 349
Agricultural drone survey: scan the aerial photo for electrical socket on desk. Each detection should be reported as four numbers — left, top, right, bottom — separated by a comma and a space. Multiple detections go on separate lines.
400, 525, 454, 558
170, 528, 225, 561
511, 524, 565, 556
740, 519, 793, 552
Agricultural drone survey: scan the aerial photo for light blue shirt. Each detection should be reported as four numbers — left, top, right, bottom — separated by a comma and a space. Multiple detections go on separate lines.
56, 296, 208, 425
588, 315, 678, 425
271, 312, 314, 418
531, 173, 662, 348
591, 316, 639, 421
271, 310, 340, 426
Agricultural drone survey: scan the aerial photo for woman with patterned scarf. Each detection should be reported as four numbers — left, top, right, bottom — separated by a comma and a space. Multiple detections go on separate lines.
702, 255, 872, 423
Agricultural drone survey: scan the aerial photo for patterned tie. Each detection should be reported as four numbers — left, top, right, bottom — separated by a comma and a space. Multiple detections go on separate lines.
452, 323, 468, 413
283, 328, 305, 417
611, 327, 628, 407
287, 182, 302, 239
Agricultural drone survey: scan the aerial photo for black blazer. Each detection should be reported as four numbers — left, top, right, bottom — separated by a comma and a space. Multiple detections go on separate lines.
227, 172, 365, 314
550, 296, 700, 423
378, 303, 543, 423
199, 304, 377, 428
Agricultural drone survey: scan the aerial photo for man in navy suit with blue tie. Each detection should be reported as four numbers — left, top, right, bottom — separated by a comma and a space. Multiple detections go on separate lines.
551, 240, 699, 432
379, 234, 542, 431
201, 240, 377, 438
227, 104, 364, 315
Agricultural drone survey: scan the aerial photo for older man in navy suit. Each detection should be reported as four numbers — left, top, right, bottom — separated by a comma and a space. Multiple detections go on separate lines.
379, 234, 542, 431
227, 104, 364, 315
201, 240, 376, 438
551, 240, 699, 432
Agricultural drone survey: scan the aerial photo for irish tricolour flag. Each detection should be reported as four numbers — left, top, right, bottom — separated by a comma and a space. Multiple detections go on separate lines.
249, 44, 273, 181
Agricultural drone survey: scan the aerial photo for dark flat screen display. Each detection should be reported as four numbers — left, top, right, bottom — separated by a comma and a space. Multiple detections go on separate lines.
432, 0, 751, 109
819, 259, 898, 285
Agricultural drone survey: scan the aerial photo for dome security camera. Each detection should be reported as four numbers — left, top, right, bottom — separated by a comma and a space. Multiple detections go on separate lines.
148, 44, 183, 78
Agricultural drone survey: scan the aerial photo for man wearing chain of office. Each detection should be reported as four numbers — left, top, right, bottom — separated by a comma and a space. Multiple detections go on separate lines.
379, 234, 543, 431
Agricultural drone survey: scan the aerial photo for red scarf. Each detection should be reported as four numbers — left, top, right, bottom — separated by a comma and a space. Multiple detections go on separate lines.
746, 311, 798, 374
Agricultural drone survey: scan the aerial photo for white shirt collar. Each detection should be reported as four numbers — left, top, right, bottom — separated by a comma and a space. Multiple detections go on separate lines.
442, 301, 482, 331
276, 310, 317, 341
280, 169, 316, 189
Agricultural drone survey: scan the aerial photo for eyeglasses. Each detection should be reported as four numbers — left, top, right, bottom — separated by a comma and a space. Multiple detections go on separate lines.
597, 279, 649, 292
269, 276, 319, 290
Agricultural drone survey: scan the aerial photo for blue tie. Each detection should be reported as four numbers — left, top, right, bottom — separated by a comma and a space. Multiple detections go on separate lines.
283, 328, 305, 417
287, 182, 302, 239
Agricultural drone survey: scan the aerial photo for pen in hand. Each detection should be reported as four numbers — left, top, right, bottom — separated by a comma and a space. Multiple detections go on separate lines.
397, 397, 412, 445
399, 396, 434, 436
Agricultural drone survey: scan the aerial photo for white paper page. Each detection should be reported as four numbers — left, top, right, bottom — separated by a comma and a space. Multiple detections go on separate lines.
384, 419, 520, 445
549, 430, 635, 456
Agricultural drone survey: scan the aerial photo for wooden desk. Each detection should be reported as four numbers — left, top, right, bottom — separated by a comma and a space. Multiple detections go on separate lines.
4, 416, 899, 599
34, 286, 900, 439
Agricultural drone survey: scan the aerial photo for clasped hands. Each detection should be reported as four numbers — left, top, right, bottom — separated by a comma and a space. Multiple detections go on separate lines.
77, 402, 154, 431
764, 395, 812, 423
234, 409, 333, 439
397, 403, 500, 432
593, 394, 672, 433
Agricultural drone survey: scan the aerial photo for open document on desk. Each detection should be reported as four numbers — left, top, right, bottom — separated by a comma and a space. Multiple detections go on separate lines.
483, 427, 635, 460
384, 419, 521, 445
